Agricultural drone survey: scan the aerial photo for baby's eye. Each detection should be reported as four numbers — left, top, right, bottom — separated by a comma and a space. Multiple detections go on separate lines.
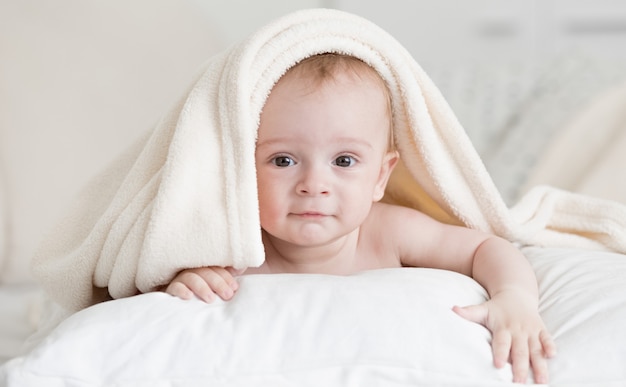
272, 156, 295, 167
333, 155, 356, 167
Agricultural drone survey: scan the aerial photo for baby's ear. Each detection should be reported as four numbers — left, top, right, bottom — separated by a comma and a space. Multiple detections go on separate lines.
373, 151, 399, 201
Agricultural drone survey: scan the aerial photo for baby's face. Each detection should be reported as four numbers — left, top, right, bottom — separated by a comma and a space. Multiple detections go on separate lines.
255, 69, 395, 247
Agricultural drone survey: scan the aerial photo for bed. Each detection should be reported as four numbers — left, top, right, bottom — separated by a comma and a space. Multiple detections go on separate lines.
2, 2, 626, 386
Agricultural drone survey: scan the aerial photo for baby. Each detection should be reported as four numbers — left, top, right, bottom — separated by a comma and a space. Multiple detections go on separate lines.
165, 54, 556, 383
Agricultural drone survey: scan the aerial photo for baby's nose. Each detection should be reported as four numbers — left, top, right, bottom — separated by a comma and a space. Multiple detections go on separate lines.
296, 166, 330, 196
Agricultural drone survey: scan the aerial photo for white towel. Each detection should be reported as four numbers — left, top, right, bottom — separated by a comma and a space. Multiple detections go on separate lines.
32, 8, 626, 312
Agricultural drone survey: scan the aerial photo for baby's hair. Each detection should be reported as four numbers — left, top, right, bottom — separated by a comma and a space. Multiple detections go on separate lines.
286, 53, 395, 151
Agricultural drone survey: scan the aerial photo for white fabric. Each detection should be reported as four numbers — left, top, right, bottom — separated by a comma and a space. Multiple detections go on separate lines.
29, 8, 626, 313
4, 247, 626, 386
0, 269, 500, 386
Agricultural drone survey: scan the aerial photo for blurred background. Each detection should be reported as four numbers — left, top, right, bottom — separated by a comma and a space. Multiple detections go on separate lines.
1, 0, 626, 284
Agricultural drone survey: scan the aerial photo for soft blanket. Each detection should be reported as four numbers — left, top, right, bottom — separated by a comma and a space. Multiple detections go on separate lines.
32, 8, 626, 312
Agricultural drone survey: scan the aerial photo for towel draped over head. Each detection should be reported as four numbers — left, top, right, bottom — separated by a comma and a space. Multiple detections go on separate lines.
32, 8, 626, 312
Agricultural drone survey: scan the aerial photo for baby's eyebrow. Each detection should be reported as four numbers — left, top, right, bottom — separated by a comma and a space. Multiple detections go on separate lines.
255, 138, 287, 149
333, 137, 375, 150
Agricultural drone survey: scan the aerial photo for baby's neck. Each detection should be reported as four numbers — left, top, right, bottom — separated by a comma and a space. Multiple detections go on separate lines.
260, 229, 361, 275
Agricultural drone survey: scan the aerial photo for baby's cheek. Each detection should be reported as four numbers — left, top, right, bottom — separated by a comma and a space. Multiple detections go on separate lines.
257, 195, 280, 226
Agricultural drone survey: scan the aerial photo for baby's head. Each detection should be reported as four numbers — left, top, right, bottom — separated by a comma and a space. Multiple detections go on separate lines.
255, 53, 398, 247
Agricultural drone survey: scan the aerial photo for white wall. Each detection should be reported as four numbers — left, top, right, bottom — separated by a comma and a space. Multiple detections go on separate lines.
332, 0, 626, 68
190, 0, 331, 44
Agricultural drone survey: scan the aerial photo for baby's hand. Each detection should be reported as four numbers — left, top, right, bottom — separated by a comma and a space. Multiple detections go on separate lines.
165, 266, 243, 303
453, 289, 556, 384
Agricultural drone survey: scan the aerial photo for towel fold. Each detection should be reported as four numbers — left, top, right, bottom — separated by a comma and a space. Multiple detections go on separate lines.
32, 8, 626, 312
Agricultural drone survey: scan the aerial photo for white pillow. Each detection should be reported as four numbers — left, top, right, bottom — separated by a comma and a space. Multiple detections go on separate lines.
3, 269, 517, 386
525, 247, 626, 386
4, 248, 626, 386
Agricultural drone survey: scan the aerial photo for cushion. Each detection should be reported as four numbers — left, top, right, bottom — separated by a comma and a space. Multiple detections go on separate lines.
3, 269, 511, 386
3, 247, 626, 386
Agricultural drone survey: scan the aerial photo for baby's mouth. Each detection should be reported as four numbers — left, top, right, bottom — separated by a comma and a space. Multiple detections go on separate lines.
294, 211, 327, 218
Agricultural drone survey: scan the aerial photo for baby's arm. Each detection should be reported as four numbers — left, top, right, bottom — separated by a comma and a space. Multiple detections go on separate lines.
165, 266, 242, 303
381, 204, 556, 384
450, 237, 556, 384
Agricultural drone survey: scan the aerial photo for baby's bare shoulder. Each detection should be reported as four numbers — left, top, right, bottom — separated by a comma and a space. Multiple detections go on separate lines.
365, 203, 435, 241
369, 202, 432, 223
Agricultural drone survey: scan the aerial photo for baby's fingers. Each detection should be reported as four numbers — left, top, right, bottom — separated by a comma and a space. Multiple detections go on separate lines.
196, 267, 239, 301
490, 329, 512, 369
165, 278, 207, 301
529, 334, 549, 384
530, 330, 557, 384
452, 304, 488, 325
167, 271, 218, 303
493, 331, 533, 383
507, 330, 556, 384
540, 329, 557, 358
510, 334, 530, 383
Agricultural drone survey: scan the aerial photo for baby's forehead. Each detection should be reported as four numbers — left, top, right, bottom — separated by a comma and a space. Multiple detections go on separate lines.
261, 54, 394, 150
